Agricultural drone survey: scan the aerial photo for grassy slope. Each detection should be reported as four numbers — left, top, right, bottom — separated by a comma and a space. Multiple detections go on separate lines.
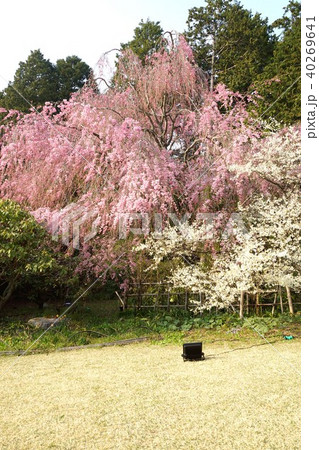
0, 340, 300, 450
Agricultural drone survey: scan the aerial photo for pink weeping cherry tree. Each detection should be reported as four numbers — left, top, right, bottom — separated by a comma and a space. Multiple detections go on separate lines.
0, 34, 299, 302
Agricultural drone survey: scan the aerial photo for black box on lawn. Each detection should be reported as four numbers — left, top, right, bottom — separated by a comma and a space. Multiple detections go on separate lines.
182, 342, 205, 361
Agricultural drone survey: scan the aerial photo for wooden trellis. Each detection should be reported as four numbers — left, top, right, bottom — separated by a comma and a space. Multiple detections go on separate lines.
117, 282, 301, 315
123, 283, 202, 311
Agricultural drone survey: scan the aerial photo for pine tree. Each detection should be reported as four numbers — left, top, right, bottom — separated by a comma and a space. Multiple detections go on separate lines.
185, 0, 275, 93
252, 1, 301, 124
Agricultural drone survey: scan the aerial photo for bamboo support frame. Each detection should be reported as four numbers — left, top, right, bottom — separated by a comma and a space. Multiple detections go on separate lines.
124, 283, 299, 314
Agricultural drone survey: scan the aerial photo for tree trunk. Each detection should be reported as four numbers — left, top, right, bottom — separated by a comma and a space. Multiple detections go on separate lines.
210, 27, 215, 91
239, 291, 244, 319
286, 286, 294, 315
0, 280, 16, 311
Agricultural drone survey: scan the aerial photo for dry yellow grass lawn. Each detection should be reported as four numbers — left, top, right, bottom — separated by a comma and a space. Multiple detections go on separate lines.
0, 340, 300, 450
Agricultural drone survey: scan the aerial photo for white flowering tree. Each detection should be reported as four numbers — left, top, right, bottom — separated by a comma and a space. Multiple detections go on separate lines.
135, 126, 300, 315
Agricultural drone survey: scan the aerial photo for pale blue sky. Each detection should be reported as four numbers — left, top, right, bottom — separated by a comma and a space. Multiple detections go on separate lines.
0, 0, 289, 90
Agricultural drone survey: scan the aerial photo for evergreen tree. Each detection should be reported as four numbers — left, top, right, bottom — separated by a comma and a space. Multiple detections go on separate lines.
252, 1, 301, 124
0, 51, 91, 112
1, 50, 59, 112
120, 19, 164, 64
185, 0, 275, 93
56, 55, 91, 100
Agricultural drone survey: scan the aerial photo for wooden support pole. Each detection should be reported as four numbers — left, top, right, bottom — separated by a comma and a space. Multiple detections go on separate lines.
256, 292, 260, 316
271, 291, 277, 316
239, 291, 244, 319
279, 286, 284, 313
115, 291, 126, 311
286, 286, 294, 315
